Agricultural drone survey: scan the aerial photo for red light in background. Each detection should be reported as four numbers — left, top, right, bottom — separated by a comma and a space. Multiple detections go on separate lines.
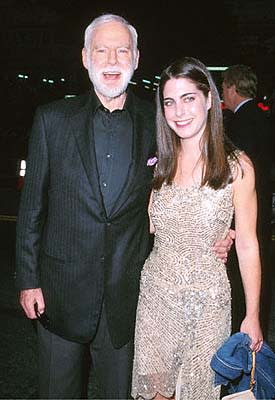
220, 101, 269, 111
16, 176, 24, 191
257, 102, 270, 111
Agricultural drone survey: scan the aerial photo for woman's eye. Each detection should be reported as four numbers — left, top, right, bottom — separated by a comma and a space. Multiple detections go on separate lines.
184, 96, 195, 103
164, 100, 173, 107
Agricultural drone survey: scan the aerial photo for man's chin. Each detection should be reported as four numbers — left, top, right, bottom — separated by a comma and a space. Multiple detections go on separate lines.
95, 85, 128, 100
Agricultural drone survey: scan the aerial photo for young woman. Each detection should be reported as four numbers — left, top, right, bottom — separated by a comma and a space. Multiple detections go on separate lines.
131, 57, 263, 400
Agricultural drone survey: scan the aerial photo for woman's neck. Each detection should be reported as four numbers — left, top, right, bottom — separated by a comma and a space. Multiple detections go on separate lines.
174, 147, 203, 188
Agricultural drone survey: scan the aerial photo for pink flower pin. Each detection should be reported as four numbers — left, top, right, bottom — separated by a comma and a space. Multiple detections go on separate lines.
147, 156, 158, 166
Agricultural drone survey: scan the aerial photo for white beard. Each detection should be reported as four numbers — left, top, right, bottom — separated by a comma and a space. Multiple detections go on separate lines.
87, 61, 135, 99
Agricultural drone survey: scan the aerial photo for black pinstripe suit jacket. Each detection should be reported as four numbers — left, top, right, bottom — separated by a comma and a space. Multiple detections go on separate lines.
15, 89, 156, 346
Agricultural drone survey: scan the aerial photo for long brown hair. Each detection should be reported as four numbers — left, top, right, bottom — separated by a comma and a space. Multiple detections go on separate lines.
153, 57, 236, 190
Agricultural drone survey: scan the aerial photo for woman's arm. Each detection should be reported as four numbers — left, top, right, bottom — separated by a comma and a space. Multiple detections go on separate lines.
232, 153, 263, 351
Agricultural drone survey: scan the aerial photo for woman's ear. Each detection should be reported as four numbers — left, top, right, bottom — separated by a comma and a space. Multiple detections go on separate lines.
207, 92, 212, 110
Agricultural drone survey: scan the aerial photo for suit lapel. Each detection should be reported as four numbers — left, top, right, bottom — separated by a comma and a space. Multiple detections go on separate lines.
70, 95, 107, 216
109, 94, 143, 217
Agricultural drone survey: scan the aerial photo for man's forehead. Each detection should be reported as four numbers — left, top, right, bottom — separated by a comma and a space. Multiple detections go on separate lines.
92, 21, 131, 43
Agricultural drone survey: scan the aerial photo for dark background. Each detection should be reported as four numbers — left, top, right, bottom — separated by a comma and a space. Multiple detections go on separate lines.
0, 2, 275, 398
2, 0, 275, 76
1, 0, 275, 166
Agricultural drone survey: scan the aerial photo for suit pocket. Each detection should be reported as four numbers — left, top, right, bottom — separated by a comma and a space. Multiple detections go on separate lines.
40, 249, 66, 265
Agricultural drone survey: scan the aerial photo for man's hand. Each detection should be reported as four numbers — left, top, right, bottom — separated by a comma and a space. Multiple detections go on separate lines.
213, 229, 235, 263
20, 288, 45, 319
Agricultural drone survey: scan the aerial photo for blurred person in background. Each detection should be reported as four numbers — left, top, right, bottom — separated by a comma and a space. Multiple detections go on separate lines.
222, 64, 273, 336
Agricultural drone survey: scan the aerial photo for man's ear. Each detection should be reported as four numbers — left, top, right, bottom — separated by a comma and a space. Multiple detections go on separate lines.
134, 49, 140, 70
82, 48, 88, 70
232, 84, 238, 95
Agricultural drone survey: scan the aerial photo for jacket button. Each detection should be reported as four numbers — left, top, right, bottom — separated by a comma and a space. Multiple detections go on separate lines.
100, 256, 105, 262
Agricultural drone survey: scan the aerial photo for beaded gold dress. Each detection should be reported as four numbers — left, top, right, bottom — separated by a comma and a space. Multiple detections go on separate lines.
132, 180, 234, 400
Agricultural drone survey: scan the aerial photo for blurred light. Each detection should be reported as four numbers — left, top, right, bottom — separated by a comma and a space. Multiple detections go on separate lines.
19, 160, 26, 177
155, 76, 160, 80
142, 79, 151, 84
60, 78, 65, 82
144, 85, 150, 90
64, 94, 77, 98
257, 102, 270, 111
129, 80, 137, 85
18, 74, 28, 79
20, 160, 26, 170
42, 78, 55, 84
207, 66, 228, 71
153, 82, 159, 86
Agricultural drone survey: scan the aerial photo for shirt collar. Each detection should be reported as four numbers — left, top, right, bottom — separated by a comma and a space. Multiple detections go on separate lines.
234, 98, 253, 113
90, 86, 134, 115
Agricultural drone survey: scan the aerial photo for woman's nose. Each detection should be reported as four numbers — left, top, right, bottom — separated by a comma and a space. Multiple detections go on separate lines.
175, 103, 185, 117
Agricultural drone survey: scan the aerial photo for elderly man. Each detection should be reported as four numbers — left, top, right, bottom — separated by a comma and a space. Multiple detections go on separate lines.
16, 14, 232, 399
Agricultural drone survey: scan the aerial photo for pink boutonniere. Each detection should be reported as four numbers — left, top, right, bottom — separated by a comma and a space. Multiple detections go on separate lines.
147, 156, 158, 166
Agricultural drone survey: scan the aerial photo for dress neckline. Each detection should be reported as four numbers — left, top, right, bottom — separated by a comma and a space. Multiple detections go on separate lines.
171, 181, 201, 192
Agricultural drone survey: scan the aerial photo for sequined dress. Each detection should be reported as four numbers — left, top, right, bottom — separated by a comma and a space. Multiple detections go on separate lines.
132, 181, 234, 400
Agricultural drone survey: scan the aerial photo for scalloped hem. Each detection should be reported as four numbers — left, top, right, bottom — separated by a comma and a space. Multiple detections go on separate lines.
131, 388, 175, 400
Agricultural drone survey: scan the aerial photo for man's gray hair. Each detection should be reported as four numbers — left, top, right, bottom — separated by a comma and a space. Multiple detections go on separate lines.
84, 14, 138, 56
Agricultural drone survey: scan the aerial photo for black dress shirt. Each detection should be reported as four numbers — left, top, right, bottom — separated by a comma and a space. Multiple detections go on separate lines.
93, 101, 133, 215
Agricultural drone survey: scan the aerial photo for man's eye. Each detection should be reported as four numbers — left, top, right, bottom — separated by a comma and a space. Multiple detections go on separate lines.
164, 101, 173, 107
96, 49, 106, 53
118, 48, 129, 54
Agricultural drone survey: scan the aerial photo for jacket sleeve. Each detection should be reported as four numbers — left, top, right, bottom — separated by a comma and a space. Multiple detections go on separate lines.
15, 106, 50, 289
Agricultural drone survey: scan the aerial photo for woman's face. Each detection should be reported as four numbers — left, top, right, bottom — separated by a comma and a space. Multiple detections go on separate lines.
163, 77, 211, 143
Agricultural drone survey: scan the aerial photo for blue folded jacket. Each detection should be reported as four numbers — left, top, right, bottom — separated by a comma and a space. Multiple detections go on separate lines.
210, 332, 275, 399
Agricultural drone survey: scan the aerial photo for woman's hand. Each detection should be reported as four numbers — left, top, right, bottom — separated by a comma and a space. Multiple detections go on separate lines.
240, 315, 263, 352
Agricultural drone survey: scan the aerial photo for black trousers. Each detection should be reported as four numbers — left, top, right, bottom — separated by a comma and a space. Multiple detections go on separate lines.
37, 306, 134, 399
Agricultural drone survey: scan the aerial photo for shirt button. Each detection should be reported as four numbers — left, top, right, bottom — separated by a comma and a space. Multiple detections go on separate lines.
106, 154, 111, 159
102, 182, 107, 187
